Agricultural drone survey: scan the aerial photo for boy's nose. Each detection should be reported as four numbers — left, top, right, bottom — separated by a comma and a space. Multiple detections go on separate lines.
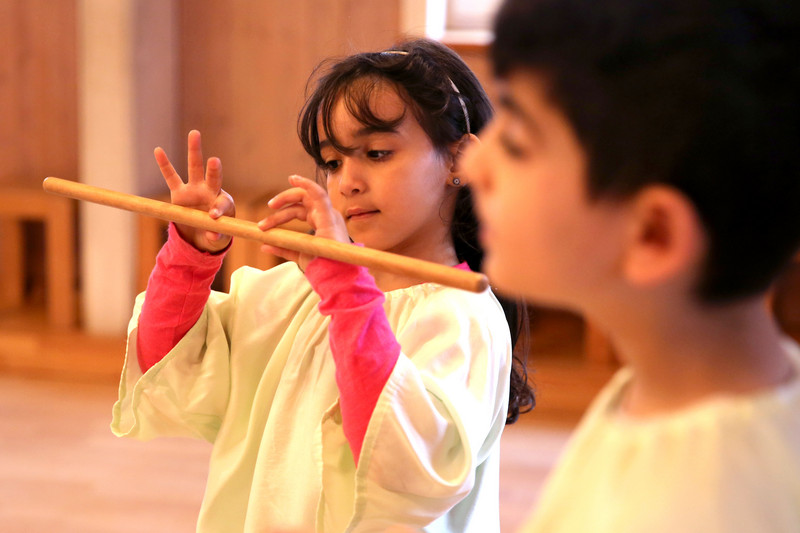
461, 132, 490, 193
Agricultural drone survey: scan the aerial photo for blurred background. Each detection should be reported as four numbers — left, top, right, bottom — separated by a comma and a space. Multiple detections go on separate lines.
2, 1, 799, 531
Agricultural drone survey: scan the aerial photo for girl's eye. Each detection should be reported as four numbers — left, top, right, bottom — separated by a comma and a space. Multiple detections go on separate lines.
367, 150, 392, 160
322, 159, 341, 172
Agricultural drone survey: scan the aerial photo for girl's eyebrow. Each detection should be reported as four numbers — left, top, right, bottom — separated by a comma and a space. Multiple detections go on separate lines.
354, 125, 400, 137
319, 125, 400, 150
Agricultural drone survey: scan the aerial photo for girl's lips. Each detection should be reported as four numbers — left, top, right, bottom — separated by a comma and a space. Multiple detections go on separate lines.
347, 210, 379, 220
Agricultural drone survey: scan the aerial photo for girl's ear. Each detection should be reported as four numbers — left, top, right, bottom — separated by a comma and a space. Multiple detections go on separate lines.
621, 185, 706, 288
448, 133, 481, 184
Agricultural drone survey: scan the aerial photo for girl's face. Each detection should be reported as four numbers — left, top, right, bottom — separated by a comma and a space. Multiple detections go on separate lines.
465, 71, 628, 308
319, 83, 459, 265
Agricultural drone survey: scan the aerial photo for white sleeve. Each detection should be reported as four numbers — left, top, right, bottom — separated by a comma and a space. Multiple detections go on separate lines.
110, 287, 235, 443
110, 263, 311, 443
318, 289, 513, 531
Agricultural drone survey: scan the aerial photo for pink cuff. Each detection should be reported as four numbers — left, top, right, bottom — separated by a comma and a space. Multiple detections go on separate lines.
136, 223, 228, 372
305, 253, 400, 463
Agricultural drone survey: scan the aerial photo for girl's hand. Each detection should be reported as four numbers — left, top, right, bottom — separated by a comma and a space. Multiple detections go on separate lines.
258, 175, 350, 271
154, 130, 235, 253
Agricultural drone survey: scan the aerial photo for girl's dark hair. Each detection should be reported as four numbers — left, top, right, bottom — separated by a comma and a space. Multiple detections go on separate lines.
492, 0, 800, 303
298, 38, 535, 423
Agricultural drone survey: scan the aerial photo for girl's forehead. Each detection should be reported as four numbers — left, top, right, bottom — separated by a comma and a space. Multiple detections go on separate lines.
341, 83, 406, 120
318, 83, 411, 137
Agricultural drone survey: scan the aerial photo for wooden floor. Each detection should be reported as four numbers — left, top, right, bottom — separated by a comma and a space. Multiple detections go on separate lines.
0, 305, 617, 532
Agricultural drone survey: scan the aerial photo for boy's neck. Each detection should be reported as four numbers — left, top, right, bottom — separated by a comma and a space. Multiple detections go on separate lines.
602, 295, 797, 418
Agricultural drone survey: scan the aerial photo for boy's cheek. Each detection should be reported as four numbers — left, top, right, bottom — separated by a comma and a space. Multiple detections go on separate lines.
472, 190, 494, 229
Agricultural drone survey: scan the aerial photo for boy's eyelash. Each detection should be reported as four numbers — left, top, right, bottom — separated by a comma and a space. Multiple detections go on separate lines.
498, 133, 527, 158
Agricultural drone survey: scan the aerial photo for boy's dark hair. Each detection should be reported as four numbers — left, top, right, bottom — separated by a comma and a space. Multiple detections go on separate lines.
298, 38, 535, 423
493, 0, 800, 303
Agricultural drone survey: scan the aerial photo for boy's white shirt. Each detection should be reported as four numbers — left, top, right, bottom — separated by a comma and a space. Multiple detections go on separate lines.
521, 339, 800, 533
111, 262, 512, 533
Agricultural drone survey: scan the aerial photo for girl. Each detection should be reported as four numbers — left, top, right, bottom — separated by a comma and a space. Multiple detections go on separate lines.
112, 39, 533, 532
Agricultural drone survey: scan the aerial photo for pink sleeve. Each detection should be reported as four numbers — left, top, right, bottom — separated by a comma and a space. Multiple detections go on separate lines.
136, 223, 228, 373
304, 255, 400, 463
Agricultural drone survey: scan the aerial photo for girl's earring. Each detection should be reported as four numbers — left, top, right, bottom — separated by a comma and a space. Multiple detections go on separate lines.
451, 176, 462, 187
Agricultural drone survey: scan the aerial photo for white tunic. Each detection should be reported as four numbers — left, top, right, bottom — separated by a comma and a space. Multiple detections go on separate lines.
521, 342, 800, 533
111, 262, 512, 532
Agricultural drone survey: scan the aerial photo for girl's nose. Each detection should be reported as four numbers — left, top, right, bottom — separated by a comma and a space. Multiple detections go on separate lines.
338, 160, 366, 196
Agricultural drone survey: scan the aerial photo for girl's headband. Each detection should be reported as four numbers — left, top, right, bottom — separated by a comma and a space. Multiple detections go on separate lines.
381, 50, 471, 135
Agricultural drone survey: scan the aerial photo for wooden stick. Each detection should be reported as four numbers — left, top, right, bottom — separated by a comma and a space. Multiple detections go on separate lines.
43, 177, 489, 293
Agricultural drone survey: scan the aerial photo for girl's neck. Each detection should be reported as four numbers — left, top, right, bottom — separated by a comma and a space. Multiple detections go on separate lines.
603, 297, 796, 418
370, 241, 459, 292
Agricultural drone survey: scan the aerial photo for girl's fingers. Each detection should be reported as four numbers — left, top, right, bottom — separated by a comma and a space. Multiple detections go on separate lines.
281, 174, 350, 243
268, 176, 333, 221
267, 187, 307, 211
288, 175, 344, 233
258, 205, 307, 230
210, 190, 235, 219
288, 174, 327, 201
187, 130, 205, 185
260, 244, 300, 264
205, 156, 223, 192
154, 147, 184, 190
205, 230, 224, 242
270, 176, 327, 211
267, 176, 328, 209
288, 175, 335, 217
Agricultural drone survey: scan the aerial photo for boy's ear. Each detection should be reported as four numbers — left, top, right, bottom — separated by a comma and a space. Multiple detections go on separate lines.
449, 133, 481, 183
621, 185, 706, 288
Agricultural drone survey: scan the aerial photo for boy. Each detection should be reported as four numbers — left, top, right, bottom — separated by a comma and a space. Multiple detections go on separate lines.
466, 0, 800, 531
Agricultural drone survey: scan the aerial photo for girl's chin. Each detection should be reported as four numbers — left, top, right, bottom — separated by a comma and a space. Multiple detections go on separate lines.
345, 234, 382, 250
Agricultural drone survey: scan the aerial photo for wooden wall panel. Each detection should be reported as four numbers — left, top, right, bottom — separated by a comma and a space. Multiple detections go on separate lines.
179, 0, 401, 199
0, 0, 78, 188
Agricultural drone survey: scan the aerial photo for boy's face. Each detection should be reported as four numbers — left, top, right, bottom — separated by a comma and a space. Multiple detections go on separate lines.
466, 71, 629, 308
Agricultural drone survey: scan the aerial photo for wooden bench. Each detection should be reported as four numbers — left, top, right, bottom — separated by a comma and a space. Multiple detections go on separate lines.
1, 187, 77, 328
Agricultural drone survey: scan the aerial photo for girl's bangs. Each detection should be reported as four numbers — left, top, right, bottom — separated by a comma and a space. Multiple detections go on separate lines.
318, 77, 407, 157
